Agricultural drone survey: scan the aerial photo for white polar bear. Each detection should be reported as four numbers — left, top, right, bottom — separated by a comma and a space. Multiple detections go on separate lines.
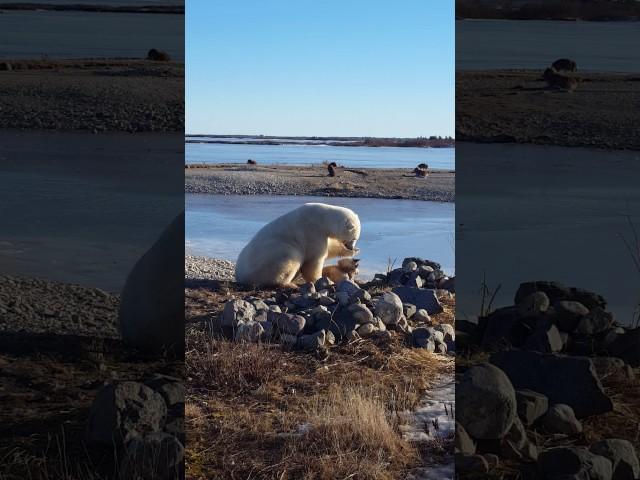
235, 203, 360, 287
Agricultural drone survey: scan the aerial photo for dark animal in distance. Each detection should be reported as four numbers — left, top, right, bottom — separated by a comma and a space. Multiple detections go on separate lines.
327, 162, 338, 177
414, 163, 429, 177
551, 58, 577, 72
417, 163, 428, 169
147, 48, 171, 62
247, 159, 257, 165
543, 67, 578, 92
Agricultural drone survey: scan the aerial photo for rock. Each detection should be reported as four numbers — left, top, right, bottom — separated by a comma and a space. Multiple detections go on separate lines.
119, 212, 184, 353
315, 276, 334, 291
318, 295, 336, 306
515, 281, 571, 305
388, 268, 407, 287
269, 312, 305, 336
234, 320, 265, 343
335, 291, 350, 306
254, 309, 268, 323
434, 323, 455, 343
346, 329, 359, 342
376, 318, 386, 331
439, 276, 455, 293
298, 330, 326, 351
518, 291, 550, 315
516, 389, 548, 426
455, 422, 476, 455
601, 327, 626, 351
403, 261, 418, 272
609, 328, 640, 366
590, 439, 640, 480
403, 303, 417, 319
575, 307, 613, 335
222, 299, 256, 327
328, 307, 357, 340
280, 333, 299, 346
348, 303, 374, 324
290, 294, 317, 309
299, 282, 316, 295
413, 309, 431, 324
412, 327, 436, 349
250, 299, 269, 311
87, 382, 167, 446
396, 315, 411, 333
503, 417, 538, 462
356, 323, 376, 337
490, 350, 613, 418
374, 292, 404, 325
538, 447, 613, 480
457, 363, 517, 439
268, 304, 282, 313
144, 374, 183, 408
435, 341, 448, 354
375, 329, 393, 344
455, 453, 489, 474
121, 432, 184, 480
336, 279, 361, 296
392, 286, 443, 315
554, 300, 590, 332
541, 404, 582, 435
480, 306, 530, 349
524, 322, 563, 353
406, 272, 423, 288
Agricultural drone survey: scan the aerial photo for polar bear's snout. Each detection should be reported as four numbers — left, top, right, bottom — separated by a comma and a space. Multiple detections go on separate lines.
344, 239, 357, 251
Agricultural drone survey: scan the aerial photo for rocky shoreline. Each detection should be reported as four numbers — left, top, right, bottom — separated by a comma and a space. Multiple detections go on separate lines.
185, 164, 455, 202
457, 70, 640, 150
0, 59, 184, 132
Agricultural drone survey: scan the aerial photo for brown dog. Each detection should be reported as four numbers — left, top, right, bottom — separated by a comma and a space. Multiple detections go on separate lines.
322, 258, 360, 283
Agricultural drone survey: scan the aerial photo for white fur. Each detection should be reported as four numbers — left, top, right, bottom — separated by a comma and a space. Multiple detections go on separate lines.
235, 203, 360, 287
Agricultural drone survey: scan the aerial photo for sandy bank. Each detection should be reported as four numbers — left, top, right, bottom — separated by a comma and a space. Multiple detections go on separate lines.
185, 164, 455, 202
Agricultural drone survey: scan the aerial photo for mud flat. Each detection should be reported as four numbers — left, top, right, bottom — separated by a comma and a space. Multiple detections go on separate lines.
0, 59, 184, 132
457, 70, 640, 150
185, 164, 455, 202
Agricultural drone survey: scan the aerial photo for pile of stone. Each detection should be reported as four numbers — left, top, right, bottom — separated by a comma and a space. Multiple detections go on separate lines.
86, 374, 184, 480
215, 257, 455, 354
456, 281, 640, 479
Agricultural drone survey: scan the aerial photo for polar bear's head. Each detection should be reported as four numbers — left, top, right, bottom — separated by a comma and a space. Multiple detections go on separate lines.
302, 203, 361, 250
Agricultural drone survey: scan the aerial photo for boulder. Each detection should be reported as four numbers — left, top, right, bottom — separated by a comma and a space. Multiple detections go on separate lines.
403, 303, 417, 319
298, 330, 326, 351
434, 323, 455, 343
413, 309, 431, 324
540, 404, 582, 435
479, 306, 530, 349
516, 389, 548, 426
412, 327, 436, 350
374, 292, 404, 325
356, 322, 376, 338
403, 261, 418, 272
392, 286, 443, 315
609, 328, 640, 367
315, 276, 334, 291
490, 350, 613, 418
222, 300, 256, 327
234, 320, 265, 343
554, 300, 590, 332
590, 439, 640, 480
348, 303, 374, 324
524, 322, 563, 353
439, 276, 455, 293
121, 432, 184, 480
575, 307, 613, 336
457, 363, 517, 440
336, 279, 361, 296
517, 291, 550, 315
538, 447, 613, 480
298, 282, 316, 295
144, 374, 183, 409
119, 212, 184, 353
269, 312, 305, 336
406, 272, 424, 288
515, 281, 571, 305
87, 382, 167, 446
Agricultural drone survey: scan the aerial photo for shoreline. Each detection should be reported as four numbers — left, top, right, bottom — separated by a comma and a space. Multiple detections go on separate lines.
457, 70, 640, 150
185, 164, 455, 202
0, 3, 184, 14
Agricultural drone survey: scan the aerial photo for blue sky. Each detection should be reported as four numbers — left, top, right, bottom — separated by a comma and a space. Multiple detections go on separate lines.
186, 1, 454, 137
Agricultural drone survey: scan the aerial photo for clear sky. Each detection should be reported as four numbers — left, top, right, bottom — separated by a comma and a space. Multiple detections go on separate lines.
186, 1, 454, 137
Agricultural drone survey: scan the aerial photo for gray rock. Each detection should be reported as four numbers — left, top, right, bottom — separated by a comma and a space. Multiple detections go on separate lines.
406, 272, 424, 288
222, 300, 256, 327
412, 327, 435, 348
268, 304, 282, 313
269, 312, 305, 336
591, 439, 640, 480
348, 303, 374, 324
403, 303, 417, 319
503, 417, 538, 462
457, 363, 517, 439
392, 286, 443, 315
434, 323, 455, 343
601, 327, 625, 351
516, 389, 548, 426
375, 329, 393, 344
518, 291, 550, 315
435, 341, 448, 354
298, 330, 326, 351
290, 294, 317, 309
318, 295, 337, 306
121, 432, 184, 480
388, 268, 408, 286
119, 213, 184, 354
374, 292, 404, 325
403, 261, 418, 272
555, 300, 590, 332
254, 309, 269, 323
514, 281, 570, 305
87, 382, 167, 446
575, 307, 613, 335
234, 320, 265, 343
280, 333, 299, 346
541, 404, 582, 435
299, 282, 316, 295
335, 291, 350, 306
490, 350, 613, 418
396, 315, 410, 333
524, 322, 563, 353
538, 447, 613, 480
609, 328, 640, 366
315, 276, 334, 291
455, 422, 476, 455
336, 279, 361, 296
439, 276, 455, 293
413, 309, 431, 324
356, 323, 376, 337
480, 306, 529, 349
250, 299, 269, 311
144, 374, 183, 408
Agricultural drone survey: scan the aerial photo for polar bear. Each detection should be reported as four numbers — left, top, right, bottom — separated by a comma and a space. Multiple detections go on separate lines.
235, 203, 360, 287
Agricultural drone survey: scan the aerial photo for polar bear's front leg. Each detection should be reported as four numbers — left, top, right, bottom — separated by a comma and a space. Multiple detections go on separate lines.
327, 237, 359, 259
299, 257, 326, 283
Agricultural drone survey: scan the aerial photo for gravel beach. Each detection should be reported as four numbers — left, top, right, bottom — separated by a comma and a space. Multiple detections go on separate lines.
185, 255, 235, 281
185, 164, 455, 202
0, 59, 183, 132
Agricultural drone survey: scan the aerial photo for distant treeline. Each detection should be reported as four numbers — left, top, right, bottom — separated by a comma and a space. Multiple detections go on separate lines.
362, 136, 454, 148
0, 3, 184, 14
185, 135, 455, 148
456, 0, 640, 21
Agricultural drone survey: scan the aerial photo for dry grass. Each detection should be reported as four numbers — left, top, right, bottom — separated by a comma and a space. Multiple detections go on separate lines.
185, 287, 455, 479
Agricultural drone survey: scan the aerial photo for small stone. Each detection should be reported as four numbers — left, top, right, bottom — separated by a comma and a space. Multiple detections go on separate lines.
518, 291, 550, 315
269, 312, 305, 336
541, 403, 582, 435
434, 323, 455, 342
222, 300, 256, 327
356, 323, 376, 337
315, 276, 334, 291
554, 300, 590, 332
298, 330, 326, 351
403, 303, 417, 319
348, 303, 374, 324
591, 439, 640, 480
413, 309, 431, 324
299, 282, 316, 295
516, 389, 548, 426
375, 292, 403, 325
234, 320, 265, 343
403, 261, 418, 272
